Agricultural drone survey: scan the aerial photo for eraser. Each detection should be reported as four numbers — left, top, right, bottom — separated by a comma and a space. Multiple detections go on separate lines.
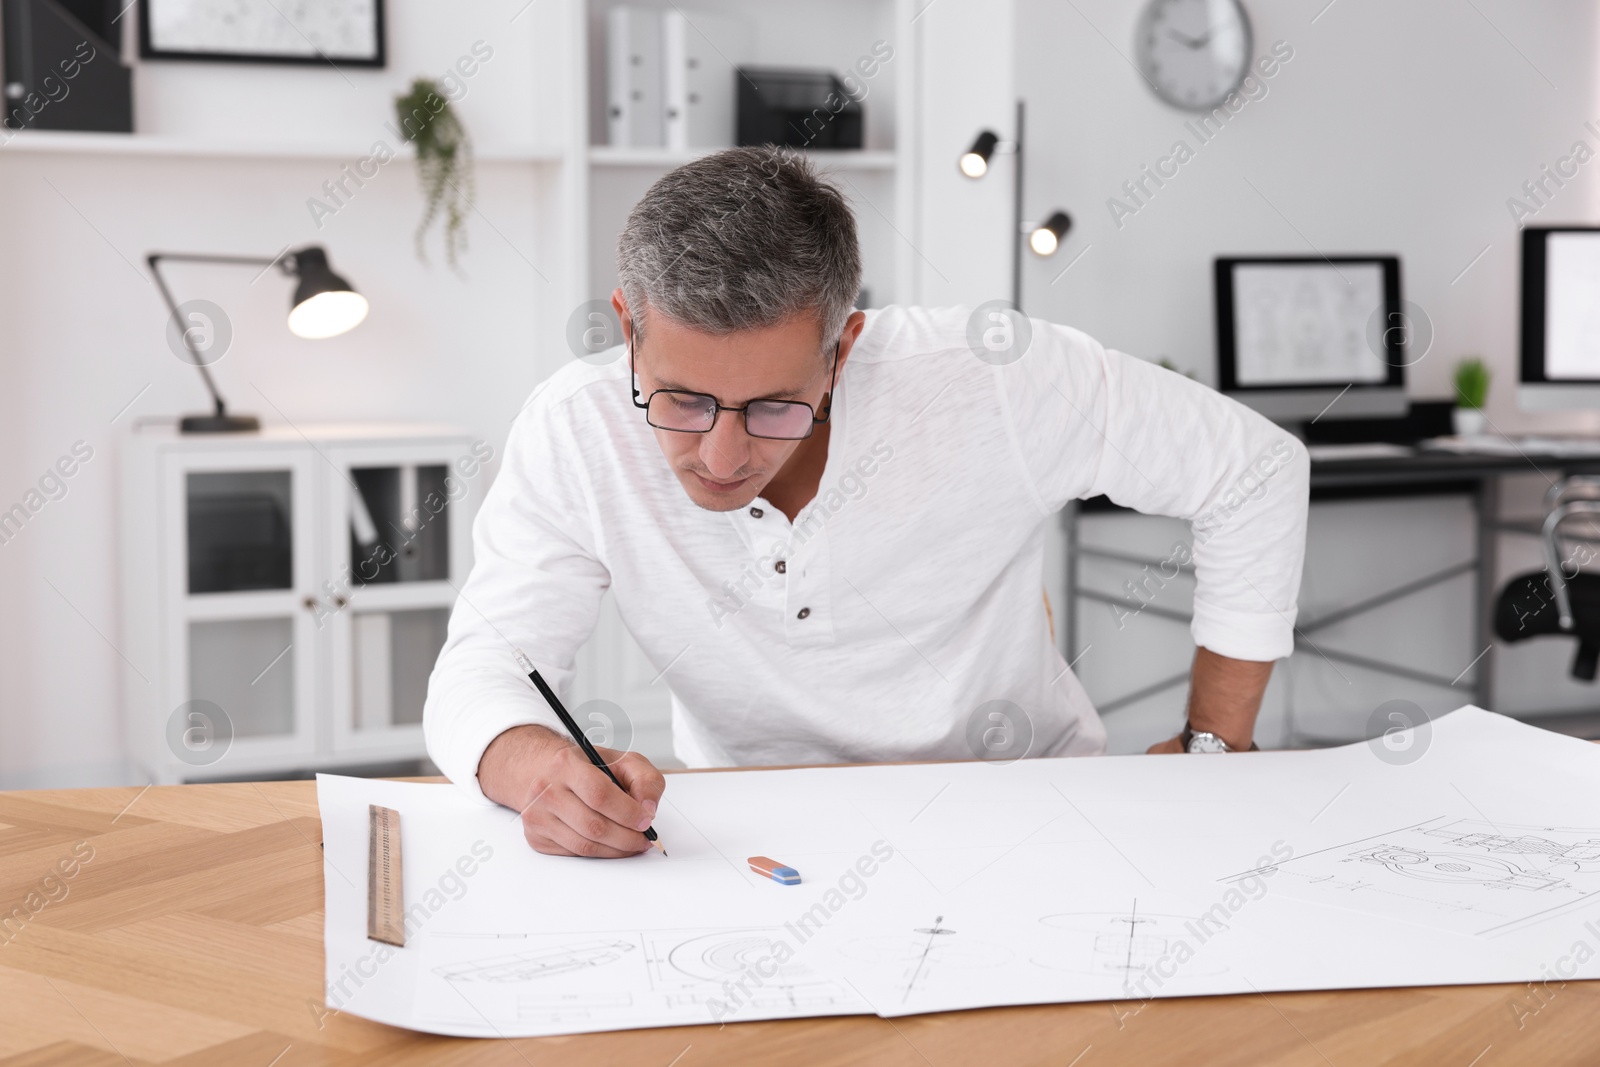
748, 855, 801, 885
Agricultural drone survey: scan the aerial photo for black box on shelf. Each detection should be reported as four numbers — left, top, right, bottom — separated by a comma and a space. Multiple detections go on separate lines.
3, 0, 133, 132
735, 67, 862, 150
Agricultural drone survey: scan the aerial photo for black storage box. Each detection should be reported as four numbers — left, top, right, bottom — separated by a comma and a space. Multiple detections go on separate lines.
736, 67, 863, 150
3, 0, 132, 132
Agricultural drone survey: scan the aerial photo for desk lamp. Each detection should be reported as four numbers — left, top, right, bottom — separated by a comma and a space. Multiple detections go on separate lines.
146, 246, 369, 433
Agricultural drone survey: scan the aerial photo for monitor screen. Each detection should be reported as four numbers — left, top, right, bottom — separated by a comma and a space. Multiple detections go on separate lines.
1520, 227, 1600, 409
1230, 263, 1389, 386
1215, 255, 1407, 422
1543, 231, 1600, 380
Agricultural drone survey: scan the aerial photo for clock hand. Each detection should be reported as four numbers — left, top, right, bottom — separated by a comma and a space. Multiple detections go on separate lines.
1193, 18, 1242, 48
1165, 28, 1203, 48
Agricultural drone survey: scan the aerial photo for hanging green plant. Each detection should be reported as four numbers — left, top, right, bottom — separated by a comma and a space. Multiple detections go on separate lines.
393, 77, 474, 269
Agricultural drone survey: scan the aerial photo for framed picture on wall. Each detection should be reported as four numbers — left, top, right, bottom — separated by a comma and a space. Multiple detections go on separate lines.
138, 0, 386, 67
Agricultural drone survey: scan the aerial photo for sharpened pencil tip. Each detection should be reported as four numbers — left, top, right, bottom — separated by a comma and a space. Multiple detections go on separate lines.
654, 840, 668, 856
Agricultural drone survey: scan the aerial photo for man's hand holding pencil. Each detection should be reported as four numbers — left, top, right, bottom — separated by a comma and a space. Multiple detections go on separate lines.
478, 722, 667, 858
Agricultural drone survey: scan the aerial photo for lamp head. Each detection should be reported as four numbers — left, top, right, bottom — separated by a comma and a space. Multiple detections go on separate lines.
960, 130, 999, 178
286, 246, 369, 339
1028, 211, 1073, 257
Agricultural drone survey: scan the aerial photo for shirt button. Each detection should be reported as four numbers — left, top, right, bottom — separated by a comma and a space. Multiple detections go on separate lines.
749, 507, 764, 518
797, 607, 811, 619
775, 560, 787, 574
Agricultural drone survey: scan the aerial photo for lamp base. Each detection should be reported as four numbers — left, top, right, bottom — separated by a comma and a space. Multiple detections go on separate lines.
180, 413, 261, 433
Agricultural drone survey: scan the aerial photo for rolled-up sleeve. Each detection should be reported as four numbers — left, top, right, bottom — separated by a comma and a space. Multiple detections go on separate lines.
997, 318, 1309, 662
423, 380, 610, 801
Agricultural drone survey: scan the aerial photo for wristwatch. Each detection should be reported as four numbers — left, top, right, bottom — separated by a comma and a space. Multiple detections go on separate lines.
1180, 723, 1259, 753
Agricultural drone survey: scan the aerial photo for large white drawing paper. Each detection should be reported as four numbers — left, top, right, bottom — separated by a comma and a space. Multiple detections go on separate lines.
318, 708, 1600, 1036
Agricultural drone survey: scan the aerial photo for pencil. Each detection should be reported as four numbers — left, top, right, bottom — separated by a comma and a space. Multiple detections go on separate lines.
514, 650, 666, 856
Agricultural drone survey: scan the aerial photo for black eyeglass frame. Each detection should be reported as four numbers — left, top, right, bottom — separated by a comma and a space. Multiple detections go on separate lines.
628, 337, 841, 440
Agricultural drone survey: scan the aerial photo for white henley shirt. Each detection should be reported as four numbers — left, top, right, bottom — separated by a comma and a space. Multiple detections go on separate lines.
423, 305, 1310, 799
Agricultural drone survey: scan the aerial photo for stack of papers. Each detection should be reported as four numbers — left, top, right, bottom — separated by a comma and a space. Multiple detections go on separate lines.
318, 708, 1600, 1036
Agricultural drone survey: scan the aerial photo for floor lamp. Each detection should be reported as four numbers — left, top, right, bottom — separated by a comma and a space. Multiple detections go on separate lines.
960, 101, 1072, 312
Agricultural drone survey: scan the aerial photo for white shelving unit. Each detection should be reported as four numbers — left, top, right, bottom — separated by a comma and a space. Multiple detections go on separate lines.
30, 0, 1008, 776
120, 424, 482, 783
553, 0, 924, 748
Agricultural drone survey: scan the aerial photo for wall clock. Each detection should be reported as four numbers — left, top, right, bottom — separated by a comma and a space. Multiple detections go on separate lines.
1135, 0, 1253, 111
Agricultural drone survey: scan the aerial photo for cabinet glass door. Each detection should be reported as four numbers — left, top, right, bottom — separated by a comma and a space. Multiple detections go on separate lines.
170, 451, 318, 773
326, 442, 472, 755
351, 606, 451, 732
186, 470, 294, 593
188, 616, 296, 738
348, 465, 452, 585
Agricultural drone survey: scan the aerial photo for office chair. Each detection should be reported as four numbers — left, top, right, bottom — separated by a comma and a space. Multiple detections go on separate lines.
1494, 477, 1600, 680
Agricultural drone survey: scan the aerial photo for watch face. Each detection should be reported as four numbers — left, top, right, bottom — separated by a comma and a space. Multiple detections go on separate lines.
1186, 730, 1231, 754
1135, 0, 1253, 112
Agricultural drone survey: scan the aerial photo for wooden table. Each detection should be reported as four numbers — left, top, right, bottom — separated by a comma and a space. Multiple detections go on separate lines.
2, 780, 1597, 1066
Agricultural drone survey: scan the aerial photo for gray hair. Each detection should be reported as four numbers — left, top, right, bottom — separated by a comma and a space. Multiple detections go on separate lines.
617, 146, 862, 353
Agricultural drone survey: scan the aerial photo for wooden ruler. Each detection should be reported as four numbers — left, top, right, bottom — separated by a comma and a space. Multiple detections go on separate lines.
366, 804, 405, 946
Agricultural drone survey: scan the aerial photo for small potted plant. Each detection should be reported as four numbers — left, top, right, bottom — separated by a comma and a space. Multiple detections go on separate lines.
1453, 357, 1490, 437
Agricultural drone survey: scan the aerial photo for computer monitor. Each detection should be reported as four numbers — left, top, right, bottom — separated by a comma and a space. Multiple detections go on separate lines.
1215, 255, 1408, 423
1520, 226, 1600, 410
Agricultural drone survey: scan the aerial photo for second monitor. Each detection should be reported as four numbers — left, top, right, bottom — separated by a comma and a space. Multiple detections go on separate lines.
1215, 255, 1409, 424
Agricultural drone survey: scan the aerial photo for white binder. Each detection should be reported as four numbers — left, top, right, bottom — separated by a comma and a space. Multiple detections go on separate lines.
661, 11, 747, 151
606, 6, 663, 148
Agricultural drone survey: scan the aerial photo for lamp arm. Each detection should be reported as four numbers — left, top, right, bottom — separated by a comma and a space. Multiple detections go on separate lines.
145, 252, 289, 418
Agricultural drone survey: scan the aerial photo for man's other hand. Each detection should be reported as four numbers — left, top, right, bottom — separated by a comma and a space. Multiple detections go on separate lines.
478, 724, 666, 858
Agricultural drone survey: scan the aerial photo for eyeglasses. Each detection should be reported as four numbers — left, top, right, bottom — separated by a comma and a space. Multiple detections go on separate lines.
630, 338, 840, 441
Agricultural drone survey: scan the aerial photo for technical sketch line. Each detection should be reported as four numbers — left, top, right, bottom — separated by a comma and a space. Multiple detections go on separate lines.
1477, 887, 1600, 937
1123, 898, 1138, 976
1221, 816, 1448, 878
902, 915, 946, 1004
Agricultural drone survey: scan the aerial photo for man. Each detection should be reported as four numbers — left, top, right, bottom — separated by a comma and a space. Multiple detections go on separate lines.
423, 147, 1309, 859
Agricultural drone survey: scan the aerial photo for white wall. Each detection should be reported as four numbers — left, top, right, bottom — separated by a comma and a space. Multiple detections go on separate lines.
1016, 0, 1600, 430
0, 1, 575, 787
132, 1, 564, 150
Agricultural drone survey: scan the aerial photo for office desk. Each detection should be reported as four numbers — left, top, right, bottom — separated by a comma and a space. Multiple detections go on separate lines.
3, 781, 1598, 1066
1066, 445, 1600, 727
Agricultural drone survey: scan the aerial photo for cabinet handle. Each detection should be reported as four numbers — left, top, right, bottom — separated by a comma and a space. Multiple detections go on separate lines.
302, 596, 318, 611
332, 595, 348, 608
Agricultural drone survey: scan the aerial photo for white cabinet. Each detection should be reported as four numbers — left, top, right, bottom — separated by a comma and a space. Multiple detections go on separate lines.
120, 425, 483, 783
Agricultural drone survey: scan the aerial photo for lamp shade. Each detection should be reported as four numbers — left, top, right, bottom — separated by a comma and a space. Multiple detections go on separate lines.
1028, 211, 1073, 257
287, 246, 369, 339
960, 130, 999, 178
